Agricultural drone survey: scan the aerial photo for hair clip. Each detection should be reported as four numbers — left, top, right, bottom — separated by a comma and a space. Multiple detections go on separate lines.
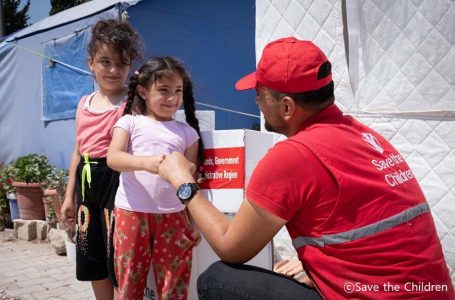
134, 70, 140, 76
121, 11, 129, 22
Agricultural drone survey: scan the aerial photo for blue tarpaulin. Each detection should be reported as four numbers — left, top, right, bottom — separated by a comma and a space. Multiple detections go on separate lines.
42, 28, 93, 121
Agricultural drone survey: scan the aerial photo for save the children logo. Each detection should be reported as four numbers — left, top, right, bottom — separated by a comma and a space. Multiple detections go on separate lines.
362, 133, 384, 153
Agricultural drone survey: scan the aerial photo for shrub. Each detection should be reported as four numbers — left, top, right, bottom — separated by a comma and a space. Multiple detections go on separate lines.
11, 154, 54, 184
42, 167, 69, 199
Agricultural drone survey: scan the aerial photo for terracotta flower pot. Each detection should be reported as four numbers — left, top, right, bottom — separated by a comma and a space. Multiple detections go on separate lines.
43, 188, 65, 230
12, 182, 45, 220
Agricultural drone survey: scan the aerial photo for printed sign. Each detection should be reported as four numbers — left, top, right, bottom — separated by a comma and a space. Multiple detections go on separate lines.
199, 147, 245, 189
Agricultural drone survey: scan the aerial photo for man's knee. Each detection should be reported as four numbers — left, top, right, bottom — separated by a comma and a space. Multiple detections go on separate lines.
197, 260, 226, 288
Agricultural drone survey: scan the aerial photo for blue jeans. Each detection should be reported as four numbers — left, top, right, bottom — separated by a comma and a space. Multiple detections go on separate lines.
197, 261, 322, 300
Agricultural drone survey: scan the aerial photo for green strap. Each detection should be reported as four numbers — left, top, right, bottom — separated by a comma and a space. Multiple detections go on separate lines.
81, 153, 98, 202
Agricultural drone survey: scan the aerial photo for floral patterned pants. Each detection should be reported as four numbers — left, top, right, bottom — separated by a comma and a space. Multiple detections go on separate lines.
114, 207, 197, 300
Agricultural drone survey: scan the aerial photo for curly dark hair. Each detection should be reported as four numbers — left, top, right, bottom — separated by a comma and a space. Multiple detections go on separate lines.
88, 19, 143, 66
124, 56, 204, 166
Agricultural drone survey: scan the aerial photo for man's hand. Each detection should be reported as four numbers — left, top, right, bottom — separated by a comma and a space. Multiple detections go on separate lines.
274, 259, 313, 286
158, 152, 196, 188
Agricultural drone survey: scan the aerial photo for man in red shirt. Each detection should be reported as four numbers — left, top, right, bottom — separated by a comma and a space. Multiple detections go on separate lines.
158, 37, 454, 299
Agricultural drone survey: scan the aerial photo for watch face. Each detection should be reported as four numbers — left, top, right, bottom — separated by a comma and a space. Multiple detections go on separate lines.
177, 183, 199, 202
178, 185, 192, 200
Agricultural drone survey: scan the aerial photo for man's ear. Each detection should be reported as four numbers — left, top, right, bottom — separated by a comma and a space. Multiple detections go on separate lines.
280, 96, 296, 120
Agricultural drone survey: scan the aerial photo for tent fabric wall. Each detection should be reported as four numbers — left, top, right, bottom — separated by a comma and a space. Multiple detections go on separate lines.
347, 0, 455, 282
347, 0, 455, 113
4, 0, 133, 42
0, 43, 20, 159
257, 0, 455, 282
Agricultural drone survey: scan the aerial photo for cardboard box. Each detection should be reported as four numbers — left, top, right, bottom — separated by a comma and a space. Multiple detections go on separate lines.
143, 130, 275, 300
199, 129, 275, 212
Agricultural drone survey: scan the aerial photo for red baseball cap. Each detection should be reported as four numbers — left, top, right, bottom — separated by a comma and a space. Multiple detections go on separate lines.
235, 37, 332, 93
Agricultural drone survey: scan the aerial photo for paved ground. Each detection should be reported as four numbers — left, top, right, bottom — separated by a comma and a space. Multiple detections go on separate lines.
0, 229, 94, 300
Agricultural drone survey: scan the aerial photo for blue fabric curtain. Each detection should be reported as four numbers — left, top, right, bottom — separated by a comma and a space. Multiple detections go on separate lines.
42, 28, 93, 121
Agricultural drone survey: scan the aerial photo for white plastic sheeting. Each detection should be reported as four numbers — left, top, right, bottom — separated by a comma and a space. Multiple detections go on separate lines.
348, 0, 455, 113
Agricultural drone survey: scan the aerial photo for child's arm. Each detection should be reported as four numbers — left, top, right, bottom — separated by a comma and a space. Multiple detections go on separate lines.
61, 100, 82, 229
61, 144, 79, 228
107, 127, 164, 173
183, 140, 199, 177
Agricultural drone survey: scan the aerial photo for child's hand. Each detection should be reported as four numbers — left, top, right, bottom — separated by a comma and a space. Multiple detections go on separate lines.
143, 154, 165, 174
61, 196, 76, 229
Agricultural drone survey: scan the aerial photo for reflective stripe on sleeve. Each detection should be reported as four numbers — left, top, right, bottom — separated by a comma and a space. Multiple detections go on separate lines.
292, 203, 430, 248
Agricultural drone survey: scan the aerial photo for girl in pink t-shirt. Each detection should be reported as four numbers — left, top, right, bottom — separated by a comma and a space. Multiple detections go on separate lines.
60, 19, 142, 299
107, 56, 203, 300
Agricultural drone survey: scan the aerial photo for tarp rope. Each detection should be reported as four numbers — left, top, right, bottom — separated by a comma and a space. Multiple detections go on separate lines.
15, 44, 92, 76
195, 102, 260, 118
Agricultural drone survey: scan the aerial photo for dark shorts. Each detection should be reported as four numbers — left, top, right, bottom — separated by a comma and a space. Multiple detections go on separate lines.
75, 157, 118, 285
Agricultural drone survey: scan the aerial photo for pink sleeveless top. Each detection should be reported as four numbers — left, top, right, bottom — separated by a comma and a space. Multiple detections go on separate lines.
76, 93, 126, 158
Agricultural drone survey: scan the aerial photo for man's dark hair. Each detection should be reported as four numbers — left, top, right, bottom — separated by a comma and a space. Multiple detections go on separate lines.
271, 81, 335, 112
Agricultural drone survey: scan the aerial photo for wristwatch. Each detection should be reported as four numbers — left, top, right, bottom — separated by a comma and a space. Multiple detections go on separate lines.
176, 183, 200, 204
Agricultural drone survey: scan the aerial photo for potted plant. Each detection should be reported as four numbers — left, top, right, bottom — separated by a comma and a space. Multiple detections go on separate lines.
10, 154, 54, 220
41, 167, 69, 229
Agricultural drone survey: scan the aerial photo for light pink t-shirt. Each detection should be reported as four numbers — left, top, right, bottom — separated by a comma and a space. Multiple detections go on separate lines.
113, 114, 199, 213
76, 93, 126, 158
